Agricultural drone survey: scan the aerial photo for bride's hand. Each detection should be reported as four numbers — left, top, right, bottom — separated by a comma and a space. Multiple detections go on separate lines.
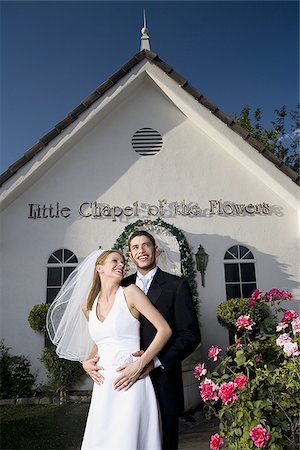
114, 359, 144, 391
82, 355, 105, 385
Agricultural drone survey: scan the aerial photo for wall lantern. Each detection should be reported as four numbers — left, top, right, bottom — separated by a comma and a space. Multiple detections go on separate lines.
195, 245, 209, 287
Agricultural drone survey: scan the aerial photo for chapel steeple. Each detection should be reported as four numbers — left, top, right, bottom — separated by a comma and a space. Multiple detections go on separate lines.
140, 9, 150, 51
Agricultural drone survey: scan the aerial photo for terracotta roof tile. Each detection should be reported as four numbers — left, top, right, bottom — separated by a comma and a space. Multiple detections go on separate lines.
109, 68, 128, 84
121, 58, 140, 73
152, 59, 173, 74
214, 109, 234, 126
0, 170, 13, 185
24, 141, 45, 159
143, 50, 158, 60
96, 79, 114, 94
82, 91, 102, 107
261, 149, 283, 166
199, 97, 219, 114
245, 136, 266, 153
279, 164, 299, 182
69, 104, 86, 119
168, 69, 187, 87
182, 83, 204, 101
40, 128, 61, 145
8, 155, 30, 173
1, 49, 299, 187
230, 123, 251, 140
55, 116, 76, 131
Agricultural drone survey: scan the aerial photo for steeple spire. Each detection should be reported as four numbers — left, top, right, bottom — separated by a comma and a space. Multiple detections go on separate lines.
140, 9, 150, 51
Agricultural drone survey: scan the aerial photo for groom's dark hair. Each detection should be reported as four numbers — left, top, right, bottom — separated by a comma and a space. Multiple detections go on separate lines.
128, 230, 156, 249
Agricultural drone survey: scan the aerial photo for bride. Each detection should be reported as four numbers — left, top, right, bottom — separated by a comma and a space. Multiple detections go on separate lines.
47, 249, 172, 450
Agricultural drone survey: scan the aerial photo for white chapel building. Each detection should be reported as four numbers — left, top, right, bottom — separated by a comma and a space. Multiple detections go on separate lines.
1, 26, 299, 409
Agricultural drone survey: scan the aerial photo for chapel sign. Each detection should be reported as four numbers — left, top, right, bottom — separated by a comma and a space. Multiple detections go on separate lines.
27, 199, 271, 221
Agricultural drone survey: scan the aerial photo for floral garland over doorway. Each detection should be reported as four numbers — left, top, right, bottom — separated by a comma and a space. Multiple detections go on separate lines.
113, 218, 198, 309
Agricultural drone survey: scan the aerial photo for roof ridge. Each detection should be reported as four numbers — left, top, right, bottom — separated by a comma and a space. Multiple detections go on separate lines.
1, 49, 299, 186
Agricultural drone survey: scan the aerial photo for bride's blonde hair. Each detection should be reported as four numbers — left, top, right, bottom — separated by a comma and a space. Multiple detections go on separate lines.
86, 249, 125, 310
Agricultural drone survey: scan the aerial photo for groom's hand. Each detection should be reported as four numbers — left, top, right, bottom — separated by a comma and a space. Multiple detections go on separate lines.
114, 350, 155, 391
82, 354, 104, 385
132, 350, 154, 379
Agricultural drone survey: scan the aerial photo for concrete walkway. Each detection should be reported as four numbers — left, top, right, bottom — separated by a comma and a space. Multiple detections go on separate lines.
179, 410, 219, 450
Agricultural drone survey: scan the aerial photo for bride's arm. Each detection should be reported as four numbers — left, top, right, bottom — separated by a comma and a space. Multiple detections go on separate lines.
81, 303, 104, 384
114, 285, 172, 390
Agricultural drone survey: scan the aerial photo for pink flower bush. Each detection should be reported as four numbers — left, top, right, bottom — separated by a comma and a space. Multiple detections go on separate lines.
292, 317, 300, 335
218, 381, 238, 405
208, 345, 222, 361
250, 424, 270, 448
276, 333, 291, 347
249, 288, 293, 307
283, 341, 300, 357
194, 288, 298, 448
210, 433, 224, 450
193, 363, 207, 379
199, 378, 219, 402
234, 374, 248, 389
236, 315, 255, 331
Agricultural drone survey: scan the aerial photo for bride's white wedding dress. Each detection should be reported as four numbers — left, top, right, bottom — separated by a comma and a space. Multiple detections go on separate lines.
81, 287, 162, 450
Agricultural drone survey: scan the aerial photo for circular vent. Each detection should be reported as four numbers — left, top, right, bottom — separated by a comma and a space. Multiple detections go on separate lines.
131, 128, 163, 156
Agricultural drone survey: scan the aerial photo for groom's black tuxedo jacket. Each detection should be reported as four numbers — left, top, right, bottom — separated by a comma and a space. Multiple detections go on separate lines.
122, 267, 201, 415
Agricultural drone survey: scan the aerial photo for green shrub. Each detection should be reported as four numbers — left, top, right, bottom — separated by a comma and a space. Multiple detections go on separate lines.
28, 303, 85, 402
217, 297, 270, 331
28, 303, 50, 334
0, 341, 36, 399
40, 347, 85, 395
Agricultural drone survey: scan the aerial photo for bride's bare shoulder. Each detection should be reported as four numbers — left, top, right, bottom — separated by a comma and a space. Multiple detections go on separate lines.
123, 284, 142, 297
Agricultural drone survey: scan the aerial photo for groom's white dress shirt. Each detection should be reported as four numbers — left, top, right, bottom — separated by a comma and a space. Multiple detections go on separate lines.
136, 267, 162, 369
136, 267, 158, 294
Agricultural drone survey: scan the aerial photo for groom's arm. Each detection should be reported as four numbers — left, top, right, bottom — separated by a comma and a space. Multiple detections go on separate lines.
156, 278, 200, 373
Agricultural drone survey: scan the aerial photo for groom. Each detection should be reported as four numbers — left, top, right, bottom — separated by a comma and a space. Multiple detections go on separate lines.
84, 230, 200, 449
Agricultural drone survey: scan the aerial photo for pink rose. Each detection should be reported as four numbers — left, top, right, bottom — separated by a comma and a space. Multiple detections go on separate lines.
283, 341, 300, 357
235, 340, 242, 347
265, 288, 282, 302
234, 374, 248, 389
250, 424, 270, 448
276, 333, 292, 347
281, 290, 292, 300
282, 310, 298, 322
249, 289, 262, 307
236, 315, 255, 331
199, 378, 219, 402
263, 292, 271, 302
292, 317, 300, 335
210, 433, 224, 450
276, 321, 288, 332
218, 381, 238, 405
208, 345, 222, 361
193, 363, 207, 379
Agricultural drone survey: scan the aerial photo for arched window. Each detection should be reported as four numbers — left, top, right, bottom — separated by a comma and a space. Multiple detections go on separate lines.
224, 245, 257, 299
46, 249, 78, 304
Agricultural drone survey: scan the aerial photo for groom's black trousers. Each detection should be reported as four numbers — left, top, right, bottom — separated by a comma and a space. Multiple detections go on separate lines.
162, 414, 179, 450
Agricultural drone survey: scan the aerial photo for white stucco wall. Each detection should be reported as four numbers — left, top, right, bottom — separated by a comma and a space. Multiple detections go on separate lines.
1, 62, 299, 391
